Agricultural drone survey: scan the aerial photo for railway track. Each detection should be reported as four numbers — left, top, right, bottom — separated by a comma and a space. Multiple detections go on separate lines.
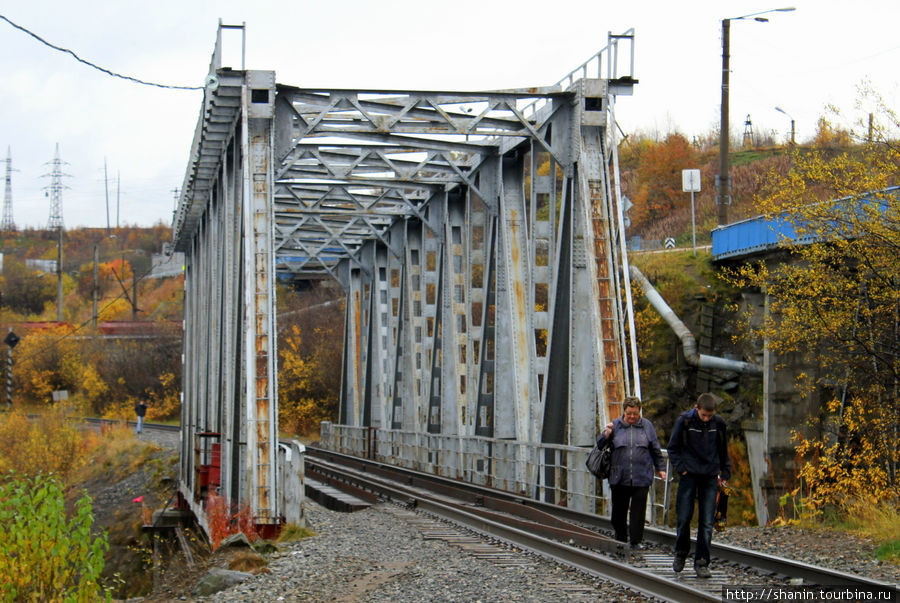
82, 416, 180, 433
305, 446, 897, 602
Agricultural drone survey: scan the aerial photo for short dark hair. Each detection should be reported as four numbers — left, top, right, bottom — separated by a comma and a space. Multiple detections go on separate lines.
697, 392, 720, 411
623, 396, 642, 410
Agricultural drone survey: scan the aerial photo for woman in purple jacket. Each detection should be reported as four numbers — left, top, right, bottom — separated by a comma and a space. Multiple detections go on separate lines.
597, 397, 666, 548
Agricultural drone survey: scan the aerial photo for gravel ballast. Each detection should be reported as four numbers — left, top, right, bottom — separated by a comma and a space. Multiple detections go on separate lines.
193, 499, 899, 602
203, 501, 649, 602
141, 430, 898, 601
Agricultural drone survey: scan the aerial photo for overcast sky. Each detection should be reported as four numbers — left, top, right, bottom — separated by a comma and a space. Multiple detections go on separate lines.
1, 0, 897, 230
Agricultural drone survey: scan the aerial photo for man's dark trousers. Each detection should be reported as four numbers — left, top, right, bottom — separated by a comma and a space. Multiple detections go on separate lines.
674, 473, 717, 566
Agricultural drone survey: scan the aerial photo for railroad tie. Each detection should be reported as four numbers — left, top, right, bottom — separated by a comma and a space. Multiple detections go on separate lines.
384, 504, 599, 596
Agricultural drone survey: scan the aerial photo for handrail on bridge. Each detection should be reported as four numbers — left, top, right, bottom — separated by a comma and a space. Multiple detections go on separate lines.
557, 28, 636, 91
520, 28, 636, 119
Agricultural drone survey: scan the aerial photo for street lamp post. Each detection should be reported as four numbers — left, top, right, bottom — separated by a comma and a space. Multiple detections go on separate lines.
718, 7, 796, 226
775, 106, 795, 145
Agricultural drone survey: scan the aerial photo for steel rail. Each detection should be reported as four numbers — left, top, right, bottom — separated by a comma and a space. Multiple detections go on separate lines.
305, 455, 716, 603
82, 417, 181, 432
306, 446, 897, 591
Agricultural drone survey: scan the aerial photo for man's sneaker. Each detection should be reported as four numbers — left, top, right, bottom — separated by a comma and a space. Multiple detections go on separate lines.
695, 564, 712, 579
672, 556, 686, 572
631, 543, 648, 551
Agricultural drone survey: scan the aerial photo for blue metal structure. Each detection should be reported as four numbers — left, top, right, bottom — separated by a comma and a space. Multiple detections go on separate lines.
711, 186, 899, 261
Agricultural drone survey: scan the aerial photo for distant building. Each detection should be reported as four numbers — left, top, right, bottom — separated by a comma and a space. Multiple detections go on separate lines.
25, 258, 57, 274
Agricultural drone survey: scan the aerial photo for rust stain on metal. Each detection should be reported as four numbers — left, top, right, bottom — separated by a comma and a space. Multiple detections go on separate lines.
256, 353, 268, 396
588, 180, 625, 420
508, 210, 530, 409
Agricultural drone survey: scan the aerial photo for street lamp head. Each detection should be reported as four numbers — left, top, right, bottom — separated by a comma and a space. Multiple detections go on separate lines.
775, 106, 792, 118
731, 6, 796, 21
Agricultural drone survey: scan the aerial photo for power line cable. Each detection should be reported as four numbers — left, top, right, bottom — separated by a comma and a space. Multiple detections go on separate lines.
0, 14, 202, 91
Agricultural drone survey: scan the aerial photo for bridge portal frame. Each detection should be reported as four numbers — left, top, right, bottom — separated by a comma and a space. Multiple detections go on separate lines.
174, 24, 639, 526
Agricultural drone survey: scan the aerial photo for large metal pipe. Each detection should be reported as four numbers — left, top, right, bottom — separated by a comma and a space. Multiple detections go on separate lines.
629, 265, 762, 376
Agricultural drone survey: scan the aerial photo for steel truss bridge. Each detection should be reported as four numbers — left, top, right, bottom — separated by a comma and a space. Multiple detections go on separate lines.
174, 23, 639, 532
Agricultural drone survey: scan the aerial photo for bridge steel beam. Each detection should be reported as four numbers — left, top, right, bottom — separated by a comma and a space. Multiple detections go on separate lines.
174, 49, 282, 532
176, 27, 639, 516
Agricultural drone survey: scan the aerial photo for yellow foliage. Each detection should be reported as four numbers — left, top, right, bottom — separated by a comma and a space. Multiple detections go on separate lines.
725, 89, 900, 522
82, 363, 110, 404
0, 407, 98, 480
98, 297, 132, 322
278, 324, 340, 435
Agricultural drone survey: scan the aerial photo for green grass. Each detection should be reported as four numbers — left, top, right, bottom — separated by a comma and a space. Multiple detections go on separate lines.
277, 523, 316, 542
876, 540, 900, 563
805, 500, 900, 565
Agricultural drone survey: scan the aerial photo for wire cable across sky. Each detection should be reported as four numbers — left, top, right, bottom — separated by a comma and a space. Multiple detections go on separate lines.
0, 14, 203, 91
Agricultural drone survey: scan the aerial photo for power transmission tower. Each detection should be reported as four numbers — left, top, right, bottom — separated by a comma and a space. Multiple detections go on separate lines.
45, 144, 69, 230
1, 147, 16, 232
742, 114, 755, 149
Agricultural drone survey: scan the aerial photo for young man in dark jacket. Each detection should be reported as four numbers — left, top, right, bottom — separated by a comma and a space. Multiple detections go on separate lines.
135, 399, 147, 435
667, 393, 731, 578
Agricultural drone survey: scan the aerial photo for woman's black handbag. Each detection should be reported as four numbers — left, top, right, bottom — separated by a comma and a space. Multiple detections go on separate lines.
586, 437, 613, 480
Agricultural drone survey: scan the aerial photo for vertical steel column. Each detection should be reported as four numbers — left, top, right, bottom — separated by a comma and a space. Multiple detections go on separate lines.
464, 188, 488, 437
371, 243, 393, 429
388, 221, 406, 430
222, 133, 244, 506
402, 224, 425, 431
443, 192, 467, 435
240, 70, 279, 526
342, 268, 364, 426
474, 158, 500, 438
495, 153, 537, 444
422, 204, 443, 434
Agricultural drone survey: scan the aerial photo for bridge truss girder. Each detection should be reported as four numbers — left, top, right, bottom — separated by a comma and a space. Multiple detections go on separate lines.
174, 26, 639, 522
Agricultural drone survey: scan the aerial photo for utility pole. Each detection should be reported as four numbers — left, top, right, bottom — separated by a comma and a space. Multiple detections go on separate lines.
171, 188, 180, 222
1, 147, 16, 232
132, 261, 138, 320
116, 171, 121, 230
104, 158, 110, 236
719, 8, 795, 226
57, 225, 63, 322
775, 106, 795, 145
92, 245, 99, 329
717, 17, 731, 226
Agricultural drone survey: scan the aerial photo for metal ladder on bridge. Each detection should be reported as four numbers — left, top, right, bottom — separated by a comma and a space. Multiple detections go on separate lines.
589, 178, 624, 418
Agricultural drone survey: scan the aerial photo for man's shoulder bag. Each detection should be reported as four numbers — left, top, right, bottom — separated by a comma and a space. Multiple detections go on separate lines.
586, 434, 613, 480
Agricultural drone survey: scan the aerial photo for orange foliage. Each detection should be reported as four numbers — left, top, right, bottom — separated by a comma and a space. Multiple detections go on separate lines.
205, 495, 261, 550
630, 133, 698, 230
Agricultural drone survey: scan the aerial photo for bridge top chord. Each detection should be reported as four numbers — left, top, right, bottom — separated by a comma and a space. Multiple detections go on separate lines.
173, 27, 636, 280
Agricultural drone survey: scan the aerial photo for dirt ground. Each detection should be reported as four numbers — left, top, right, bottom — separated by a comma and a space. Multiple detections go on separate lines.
69, 438, 238, 600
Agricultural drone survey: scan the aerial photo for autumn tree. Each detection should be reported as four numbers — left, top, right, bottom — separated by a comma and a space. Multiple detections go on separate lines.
629, 133, 698, 230
277, 283, 344, 435
728, 90, 900, 513
0, 256, 56, 315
